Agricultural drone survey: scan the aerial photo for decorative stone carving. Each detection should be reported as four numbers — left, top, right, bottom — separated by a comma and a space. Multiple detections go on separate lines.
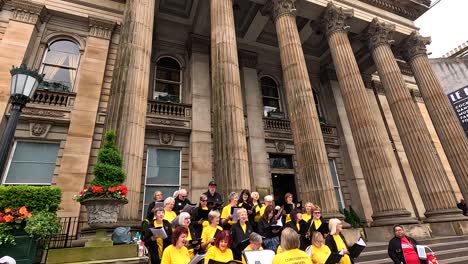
8, 0, 46, 26
238, 50, 258, 69
159, 132, 174, 145
261, 0, 296, 21
148, 118, 189, 127
410, 89, 424, 103
29, 123, 51, 138
358, 0, 427, 20
399, 31, 431, 62
81, 198, 127, 227
22, 108, 66, 118
321, 2, 353, 37
365, 18, 395, 51
275, 141, 286, 152
89, 17, 115, 40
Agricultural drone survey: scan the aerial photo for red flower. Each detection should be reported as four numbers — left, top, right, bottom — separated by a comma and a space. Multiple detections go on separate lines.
108, 187, 117, 193
4, 208, 11, 213
4, 215, 14, 223
0, 215, 4, 223
79, 190, 84, 195
91, 186, 104, 193
117, 185, 128, 196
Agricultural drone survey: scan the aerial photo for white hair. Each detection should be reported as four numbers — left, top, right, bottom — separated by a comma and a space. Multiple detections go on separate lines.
178, 212, 191, 226
264, 195, 273, 202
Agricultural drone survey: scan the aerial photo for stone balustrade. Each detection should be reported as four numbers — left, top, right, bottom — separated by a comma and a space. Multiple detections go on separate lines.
30, 89, 76, 107
147, 100, 191, 118
146, 100, 192, 131
263, 117, 337, 143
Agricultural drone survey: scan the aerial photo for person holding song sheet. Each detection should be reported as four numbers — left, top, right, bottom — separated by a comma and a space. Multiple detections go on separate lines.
286, 208, 309, 250
309, 232, 343, 264
204, 181, 223, 208
388, 225, 425, 264
272, 227, 312, 264
201, 210, 223, 250
325, 219, 352, 264
257, 205, 281, 251
160, 226, 191, 264
163, 197, 177, 224
221, 192, 239, 229
241, 232, 263, 264
231, 208, 253, 260
259, 195, 274, 218
192, 194, 211, 234
308, 206, 329, 238
144, 207, 173, 264
147, 191, 164, 220
303, 202, 314, 223
204, 231, 234, 264
178, 212, 201, 257
174, 189, 192, 215
251, 192, 263, 223
282, 193, 295, 223
238, 190, 254, 224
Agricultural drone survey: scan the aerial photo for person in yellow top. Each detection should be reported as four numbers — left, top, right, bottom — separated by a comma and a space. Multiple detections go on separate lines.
144, 207, 173, 264
309, 232, 343, 264
163, 197, 177, 223
272, 227, 312, 264
259, 195, 273, 217
241, 232, 263, 264
251, 192, 263, 222
161, 226, 191, 264
204, 230, 234, 264
303, 202, 314, 223
201, 210, 223, 250
308, 206, 330, 237
325, 218, 353, 264
178, 212, 201, 258
221, 192, 239, 228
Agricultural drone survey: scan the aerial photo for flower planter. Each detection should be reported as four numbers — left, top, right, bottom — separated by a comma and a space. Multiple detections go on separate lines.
0, 228, 39, 264
81, 198, 128, 228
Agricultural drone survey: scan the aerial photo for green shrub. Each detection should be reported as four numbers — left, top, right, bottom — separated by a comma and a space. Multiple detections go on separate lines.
24, 211, 61, 241
0, 186, 61, 213
90, 130, 127, 187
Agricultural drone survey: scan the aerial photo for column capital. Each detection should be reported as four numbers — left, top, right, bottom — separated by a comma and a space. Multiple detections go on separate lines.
8, 0, 47, 26
88, 17, 116, 40
238, 50, 258, 68
365, 18, 395, 51
261, 0, 296, 21
399, 31, 431, 62
321, 2, 353, 37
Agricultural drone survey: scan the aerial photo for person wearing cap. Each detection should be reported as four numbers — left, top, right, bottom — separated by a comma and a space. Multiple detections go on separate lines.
203, 181, 223, 208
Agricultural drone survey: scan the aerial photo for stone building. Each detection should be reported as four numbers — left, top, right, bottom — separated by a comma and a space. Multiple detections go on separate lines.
1, 0, 467, 240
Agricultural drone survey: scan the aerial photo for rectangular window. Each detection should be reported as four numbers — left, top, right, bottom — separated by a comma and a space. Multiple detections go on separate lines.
143, 148, 181, 217
329, 159, 345, 210
3, 142, 60, 185
269, 154, 294, 169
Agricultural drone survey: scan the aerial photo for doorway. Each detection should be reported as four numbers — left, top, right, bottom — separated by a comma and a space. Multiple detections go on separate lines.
271, 174, 297, 206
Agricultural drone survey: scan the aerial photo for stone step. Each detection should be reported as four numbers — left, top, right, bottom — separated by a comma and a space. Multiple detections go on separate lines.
69, 257, 148, 264
357, 247, 468, 264
363, 235, 468, 252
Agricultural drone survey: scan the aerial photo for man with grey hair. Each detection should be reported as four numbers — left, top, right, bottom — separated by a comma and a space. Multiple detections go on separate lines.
173, 188, 192, 215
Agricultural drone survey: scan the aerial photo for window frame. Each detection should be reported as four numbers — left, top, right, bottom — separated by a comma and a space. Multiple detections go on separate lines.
1, 140, 60, 186
153, 56, 183, 101
260, 76, 281, 117
39, 39, 82, 92
328, 159, 345, 210
142, 147, 182, 219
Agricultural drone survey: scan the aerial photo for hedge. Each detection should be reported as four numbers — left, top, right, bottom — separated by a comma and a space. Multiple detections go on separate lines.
0, 186, 61, 213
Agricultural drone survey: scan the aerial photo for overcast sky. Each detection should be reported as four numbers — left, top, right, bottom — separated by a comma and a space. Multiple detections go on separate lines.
415, 0, 468, 58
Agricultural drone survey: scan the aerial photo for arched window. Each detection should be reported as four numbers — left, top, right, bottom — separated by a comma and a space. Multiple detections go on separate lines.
40, 40, 81, 92
261, 76, 281, 117
154, 57, 181, 103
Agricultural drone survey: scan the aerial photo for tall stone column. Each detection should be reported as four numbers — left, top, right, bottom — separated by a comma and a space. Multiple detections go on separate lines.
210, 0, 251, 197
401, 32, 468, 201
262, 0, 340, 217
322, 4, 414, 225
105, 0, 155, 221
366, 18, 462, 221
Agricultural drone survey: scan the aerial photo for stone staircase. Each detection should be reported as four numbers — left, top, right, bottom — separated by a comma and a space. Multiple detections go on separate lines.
356, 235, 468, 264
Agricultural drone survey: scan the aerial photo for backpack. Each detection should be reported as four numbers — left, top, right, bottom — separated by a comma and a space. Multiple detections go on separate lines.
112, 226, 132, 244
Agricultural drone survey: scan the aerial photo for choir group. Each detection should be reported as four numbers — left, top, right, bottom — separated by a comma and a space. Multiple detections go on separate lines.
143, 181, 357, 264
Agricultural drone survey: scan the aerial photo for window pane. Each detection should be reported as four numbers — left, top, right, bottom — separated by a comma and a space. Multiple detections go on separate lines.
156, 67, 180, 82
262, 86, 279, 98
335, 188, 344, 210
146, 148, 180, 185
154, 82, 180, 97
42, 66, 74, 90
329, 159, 339, 186
263, 98, 280, 108
49, 40, 80, 55
143, 186, 179, 216
146, 167, 180, 185
261, 77, 277, 88
269, 154, 293, 169
44, 51, 80, 68
5, 142, 59, 185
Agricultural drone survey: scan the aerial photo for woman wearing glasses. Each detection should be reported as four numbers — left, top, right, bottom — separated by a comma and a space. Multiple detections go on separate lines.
309, 205, 329, 237
192, 194, 210, 235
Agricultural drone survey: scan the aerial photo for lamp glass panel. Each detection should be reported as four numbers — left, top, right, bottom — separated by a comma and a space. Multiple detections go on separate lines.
14, 74, 27, 95
10, 74, 18, 95
23, 76, 37, 97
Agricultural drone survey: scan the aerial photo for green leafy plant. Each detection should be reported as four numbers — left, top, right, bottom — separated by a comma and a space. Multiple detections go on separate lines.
24, 211, 60, 241
341, 206, 363, 228
75, 130, 128, 203
0, 186, 61, 213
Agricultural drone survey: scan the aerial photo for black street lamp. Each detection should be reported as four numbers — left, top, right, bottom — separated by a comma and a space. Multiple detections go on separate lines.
0, 65, 43, 176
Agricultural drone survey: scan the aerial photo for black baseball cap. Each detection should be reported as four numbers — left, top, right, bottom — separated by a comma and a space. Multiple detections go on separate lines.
208, 181, 217, 186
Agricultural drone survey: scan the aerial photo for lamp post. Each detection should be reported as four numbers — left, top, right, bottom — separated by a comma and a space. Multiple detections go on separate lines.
0, 65, 43, 176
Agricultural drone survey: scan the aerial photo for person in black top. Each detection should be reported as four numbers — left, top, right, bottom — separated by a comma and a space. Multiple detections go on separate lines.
144, 207, 173, 264
308, 205, 330, 237
146, 190, 163, 220
230, 208, 253, 260
203, 181, 223, 209
286, 208, 309, 250
173, 188, 191, 215
192, 194, 210, 235
257, 205, 281, 251
457, 198, 467, 216
388, 225, 425, 264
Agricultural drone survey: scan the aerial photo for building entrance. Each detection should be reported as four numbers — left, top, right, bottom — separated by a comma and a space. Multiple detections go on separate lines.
271, 173, 297, 206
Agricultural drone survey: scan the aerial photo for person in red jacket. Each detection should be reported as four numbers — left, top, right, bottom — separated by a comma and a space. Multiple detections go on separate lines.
388, 225, 425, 264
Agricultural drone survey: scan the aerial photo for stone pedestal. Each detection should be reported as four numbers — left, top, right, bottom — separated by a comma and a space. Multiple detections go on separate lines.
366, 18, 463, 222
322, 3, 414, 225
210, 0, 251, 197
262, 0, 340, 218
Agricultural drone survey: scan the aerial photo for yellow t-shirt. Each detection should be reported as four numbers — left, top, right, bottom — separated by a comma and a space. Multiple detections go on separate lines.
260, 206, 267, 217
254, 204, 262, 222
201, 225, 223, 250
277, 245, 282, 254
160, 245, 190, 264
204, 246, 234, 264
313, 219, 322, 230
333, 235, 351, 264
272, 248, 312, 264
164, 209, 177, 223
302, 213, 312, 223
242, 245, 263, 264
311, 244, 332, 264
241, 223, 247, 233
153, 221, 164, 256
221, 204, 237, 225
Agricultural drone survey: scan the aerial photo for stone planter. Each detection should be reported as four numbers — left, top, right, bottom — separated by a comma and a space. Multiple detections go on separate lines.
0, 228, 39, 264
81, 198, 128, 228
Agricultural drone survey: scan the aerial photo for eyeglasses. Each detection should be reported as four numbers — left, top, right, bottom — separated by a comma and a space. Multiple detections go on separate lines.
313, 211, 321, 214
181, 196, 187, 198
201, 200, 208, 202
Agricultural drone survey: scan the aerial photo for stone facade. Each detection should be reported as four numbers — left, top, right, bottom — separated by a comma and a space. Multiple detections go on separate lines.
0, 0, 466, 239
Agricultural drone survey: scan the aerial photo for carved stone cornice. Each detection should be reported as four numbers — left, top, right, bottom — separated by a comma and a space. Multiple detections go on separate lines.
238, 50, 258, 69
359, 0, 429, 21
399, 31, 431, 62
260, 0, 296, 21
397, 60, 413, 76
88, 17, 115, 40
187, 33, 210, 55
364, 18, 395, 51
8, 0, 46, 26
321, 2, 353, 38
